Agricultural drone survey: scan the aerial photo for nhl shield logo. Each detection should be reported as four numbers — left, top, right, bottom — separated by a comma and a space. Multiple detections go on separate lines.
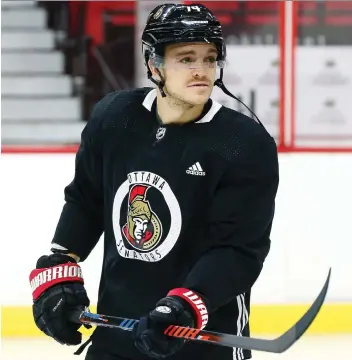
156, 127, 166, 140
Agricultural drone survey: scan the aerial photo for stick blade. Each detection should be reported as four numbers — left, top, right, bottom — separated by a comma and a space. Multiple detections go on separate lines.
205, 268, 331, 353
273, 267, 332, 352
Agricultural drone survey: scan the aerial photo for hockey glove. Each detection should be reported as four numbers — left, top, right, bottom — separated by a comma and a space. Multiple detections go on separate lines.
29, 253, 90, 345
133, 288, 208, 359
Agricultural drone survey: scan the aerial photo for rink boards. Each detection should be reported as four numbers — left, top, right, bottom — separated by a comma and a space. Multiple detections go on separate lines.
2, 303, 352, 337
2, 153, 352, 338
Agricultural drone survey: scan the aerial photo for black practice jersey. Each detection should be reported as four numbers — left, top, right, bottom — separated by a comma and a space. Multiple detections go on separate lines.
52, 87, 279, 360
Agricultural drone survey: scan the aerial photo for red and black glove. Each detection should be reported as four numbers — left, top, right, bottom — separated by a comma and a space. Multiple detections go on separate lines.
29, 253, 90, 345
133, 288, 208, 358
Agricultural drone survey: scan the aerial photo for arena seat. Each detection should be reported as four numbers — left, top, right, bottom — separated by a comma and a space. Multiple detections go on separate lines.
325, 2, 352, 11
83, 1, 135, 45
245, 1, 279, 11
183, 1, 239, 11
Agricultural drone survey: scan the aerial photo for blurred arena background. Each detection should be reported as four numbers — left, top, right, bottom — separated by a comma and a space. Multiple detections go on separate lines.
1, 1, 352, 359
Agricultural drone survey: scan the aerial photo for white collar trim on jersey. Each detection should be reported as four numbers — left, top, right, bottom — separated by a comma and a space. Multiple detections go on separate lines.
142, 89, 157, 111
195, 101, 222, 124
142, 88, 222, 124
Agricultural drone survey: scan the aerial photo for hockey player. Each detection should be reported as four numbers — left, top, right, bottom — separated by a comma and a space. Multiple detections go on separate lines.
29, 3, 279, 360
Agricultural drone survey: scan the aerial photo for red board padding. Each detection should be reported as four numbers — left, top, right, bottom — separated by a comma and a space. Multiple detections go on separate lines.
1, 146, 79, 154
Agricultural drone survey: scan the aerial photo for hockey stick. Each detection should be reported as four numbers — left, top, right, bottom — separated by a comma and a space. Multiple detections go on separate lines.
68, 268, 331, 353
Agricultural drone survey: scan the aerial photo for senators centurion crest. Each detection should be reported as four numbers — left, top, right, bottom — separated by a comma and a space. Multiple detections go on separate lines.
112, 171, 182, 262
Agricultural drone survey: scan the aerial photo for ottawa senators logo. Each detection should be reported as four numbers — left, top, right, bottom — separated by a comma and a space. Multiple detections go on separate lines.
113, 171, 182, 262
122, 184, 162, 251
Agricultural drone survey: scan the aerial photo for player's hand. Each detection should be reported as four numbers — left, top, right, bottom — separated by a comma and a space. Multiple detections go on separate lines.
133, 288, 208, 358
29, 253, 90, 345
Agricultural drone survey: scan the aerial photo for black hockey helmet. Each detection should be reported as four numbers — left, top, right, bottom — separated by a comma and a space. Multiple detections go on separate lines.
142, 3, 226, 69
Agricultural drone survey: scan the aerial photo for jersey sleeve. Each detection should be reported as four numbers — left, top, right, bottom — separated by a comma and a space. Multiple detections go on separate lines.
51, 94, 115, 262
182, 133, 279, 312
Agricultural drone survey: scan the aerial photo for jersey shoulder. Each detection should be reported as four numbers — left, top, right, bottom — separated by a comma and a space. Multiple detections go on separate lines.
207, 104, 277, 164
215, 106, 272, 142
86, 87, 154, 134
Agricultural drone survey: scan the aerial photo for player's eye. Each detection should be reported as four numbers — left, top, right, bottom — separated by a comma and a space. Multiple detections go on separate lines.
179, 57, 193, 64
206, 56, 217, 64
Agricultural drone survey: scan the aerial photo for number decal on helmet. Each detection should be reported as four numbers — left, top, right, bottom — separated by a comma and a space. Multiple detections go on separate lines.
186, 5, 201, 12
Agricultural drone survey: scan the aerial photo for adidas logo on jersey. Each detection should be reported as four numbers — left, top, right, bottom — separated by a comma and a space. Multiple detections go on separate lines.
186, 162, 206, 176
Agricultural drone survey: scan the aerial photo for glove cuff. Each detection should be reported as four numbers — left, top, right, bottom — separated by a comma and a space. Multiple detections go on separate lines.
29, 262, 83, 301
167, 288, 208, 329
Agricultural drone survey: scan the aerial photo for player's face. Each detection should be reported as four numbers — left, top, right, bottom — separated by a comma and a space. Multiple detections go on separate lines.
161, 42, 218, 106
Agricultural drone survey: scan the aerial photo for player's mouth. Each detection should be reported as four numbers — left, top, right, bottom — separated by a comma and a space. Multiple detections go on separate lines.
187, 83, 209, 88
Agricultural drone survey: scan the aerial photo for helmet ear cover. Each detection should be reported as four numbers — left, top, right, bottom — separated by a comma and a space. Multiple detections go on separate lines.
144, 44, 166, 71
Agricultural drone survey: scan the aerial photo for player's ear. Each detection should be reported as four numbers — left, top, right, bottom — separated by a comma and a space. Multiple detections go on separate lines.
148, 59, 163, 81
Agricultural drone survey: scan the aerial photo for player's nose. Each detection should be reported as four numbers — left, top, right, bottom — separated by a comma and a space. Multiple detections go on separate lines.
191, 68, 207, 79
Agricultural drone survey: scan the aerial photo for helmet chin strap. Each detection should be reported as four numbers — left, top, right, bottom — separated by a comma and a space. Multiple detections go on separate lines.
214, 69, 264, 127
148, 69, 167, 97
